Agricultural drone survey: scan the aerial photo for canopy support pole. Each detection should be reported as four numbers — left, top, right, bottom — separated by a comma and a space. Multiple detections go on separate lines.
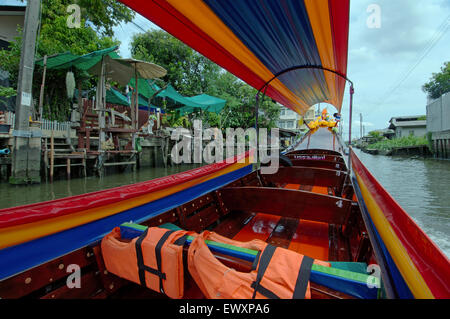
135, 66, 139, 131
38, 55, 47, 122
147, 80, 168, 121
347, 84, 354, 169
131, 64, 138, 151
254, 64, 354, 170
97, 56, 106, 152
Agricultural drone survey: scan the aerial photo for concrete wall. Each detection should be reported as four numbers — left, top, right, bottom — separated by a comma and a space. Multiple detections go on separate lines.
396, 126, 427, 138
427, 92, 450, 158
427, 92, 450, 133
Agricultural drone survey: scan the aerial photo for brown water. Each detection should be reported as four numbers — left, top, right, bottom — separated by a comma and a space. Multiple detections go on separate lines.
354, 149, 450, 258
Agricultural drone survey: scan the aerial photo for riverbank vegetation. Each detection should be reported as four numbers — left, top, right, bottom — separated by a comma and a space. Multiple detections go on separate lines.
0, 0, 134, 121
1, 3, 279, 129
367, 134, 430, 152
422, 61, 450, 100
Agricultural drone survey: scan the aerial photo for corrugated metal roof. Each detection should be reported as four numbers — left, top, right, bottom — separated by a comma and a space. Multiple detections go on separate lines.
390, 120, 426, 128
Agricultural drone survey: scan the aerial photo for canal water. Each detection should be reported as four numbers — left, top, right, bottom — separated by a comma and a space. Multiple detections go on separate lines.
354, 149, 450, 258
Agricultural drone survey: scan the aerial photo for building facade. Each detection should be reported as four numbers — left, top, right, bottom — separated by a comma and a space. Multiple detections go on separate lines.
388, 116, 427, 138
277, 105, 315, 132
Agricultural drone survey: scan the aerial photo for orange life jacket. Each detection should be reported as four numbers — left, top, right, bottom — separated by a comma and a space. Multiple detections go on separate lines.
101, 226, 194, 299
188, 230, 330, 299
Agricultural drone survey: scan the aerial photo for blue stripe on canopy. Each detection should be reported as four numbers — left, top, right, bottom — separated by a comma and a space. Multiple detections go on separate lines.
0, 165, 253, 281
203, 0, 329, 106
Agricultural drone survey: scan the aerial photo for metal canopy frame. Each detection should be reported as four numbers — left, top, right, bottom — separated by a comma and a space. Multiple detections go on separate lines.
254, 64, 355, 166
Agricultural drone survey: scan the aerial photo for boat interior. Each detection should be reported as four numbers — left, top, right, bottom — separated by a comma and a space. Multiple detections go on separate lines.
0, 128, 381, 300
2, 0, 448, 300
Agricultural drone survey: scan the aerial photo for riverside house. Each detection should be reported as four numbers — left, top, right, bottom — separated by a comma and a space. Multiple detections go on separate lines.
388, 116, 427, 138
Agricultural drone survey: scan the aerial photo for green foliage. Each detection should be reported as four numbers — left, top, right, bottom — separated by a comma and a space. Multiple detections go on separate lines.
0, 31, 22, 88
0, 86, 16, 107
368, 131, 384, 142
422, 61, 450, 99
131, 30, 220, 96
368, 136, 430, 151
426, 132, 434, 153
194, 111, 221, 128
131, 30, 280, 130
75, 0, 134, 37
162, 111, 191, 128
207, 72, 280, 129
40, 0, 134, 38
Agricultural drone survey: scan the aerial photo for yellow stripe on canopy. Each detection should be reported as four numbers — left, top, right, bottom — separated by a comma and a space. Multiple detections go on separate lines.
304, 0, 340, 110
166, 0, 310, 115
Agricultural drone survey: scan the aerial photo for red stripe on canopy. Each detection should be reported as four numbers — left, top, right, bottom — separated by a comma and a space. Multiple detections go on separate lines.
119, 0, 296, 110
329, 0, 350, 108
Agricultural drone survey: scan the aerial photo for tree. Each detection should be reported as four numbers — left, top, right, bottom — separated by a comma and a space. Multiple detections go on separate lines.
0, 0, 134, 121
0, 86, 16, 107
130, 29, 280, 129
422, 61, 450, 100
207, 72, 280, 129
131, 30, 220, 96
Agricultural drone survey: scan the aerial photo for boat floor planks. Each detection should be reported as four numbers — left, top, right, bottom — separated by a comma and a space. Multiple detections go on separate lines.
288, 220, 330, 261
266, 217, 300, 248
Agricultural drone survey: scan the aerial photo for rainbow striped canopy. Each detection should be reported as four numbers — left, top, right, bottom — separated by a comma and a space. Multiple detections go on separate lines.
119, 0, 350, 115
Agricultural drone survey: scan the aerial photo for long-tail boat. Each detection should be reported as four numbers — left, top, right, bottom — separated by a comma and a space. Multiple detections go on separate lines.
0, 0, 448, 300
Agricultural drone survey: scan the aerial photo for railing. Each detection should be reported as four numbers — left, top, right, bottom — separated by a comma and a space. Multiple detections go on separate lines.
40, 119, 71, 132
5, 112, 71, 132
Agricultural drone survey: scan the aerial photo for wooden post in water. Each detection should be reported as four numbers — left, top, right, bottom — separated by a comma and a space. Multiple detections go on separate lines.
50, 130, 54, 183
43, 137, 48, 182
97, 57, 106, 152
82, 149, 87, 177
66, 158, 71, 179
